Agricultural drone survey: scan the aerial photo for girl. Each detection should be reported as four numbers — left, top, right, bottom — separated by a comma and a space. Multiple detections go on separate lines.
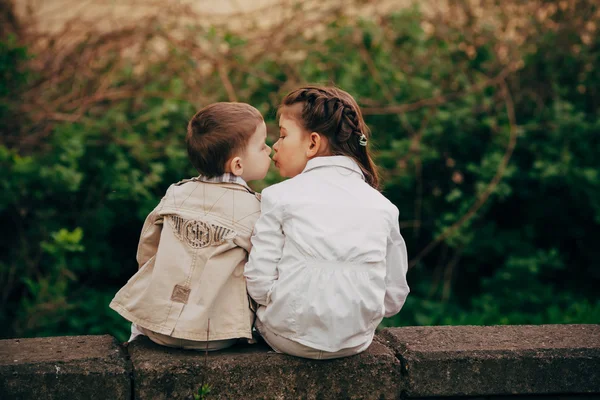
245, 86, 409, 359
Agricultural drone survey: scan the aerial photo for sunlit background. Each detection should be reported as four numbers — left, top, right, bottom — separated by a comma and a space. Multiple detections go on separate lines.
1, 0, 598, 341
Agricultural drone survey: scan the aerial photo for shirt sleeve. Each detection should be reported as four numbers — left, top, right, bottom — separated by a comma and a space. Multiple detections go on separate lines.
244, 188, 284, 306
135, 194, 167, 269
384, 209, 410, 317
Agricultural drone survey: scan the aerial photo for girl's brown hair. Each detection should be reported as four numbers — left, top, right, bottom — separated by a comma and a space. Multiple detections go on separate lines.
279, 86, 380, 190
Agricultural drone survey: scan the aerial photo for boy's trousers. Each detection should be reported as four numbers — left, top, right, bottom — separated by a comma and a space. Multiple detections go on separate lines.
133, 324, 236, 351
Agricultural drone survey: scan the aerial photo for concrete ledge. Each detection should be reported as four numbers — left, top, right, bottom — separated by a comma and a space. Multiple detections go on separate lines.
129, 336, 402, 399
380, 324, 600, 398
0, 335, 131, 400
1, 325, 599, 399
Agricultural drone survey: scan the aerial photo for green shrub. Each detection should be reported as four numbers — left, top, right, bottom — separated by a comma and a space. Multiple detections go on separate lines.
1, 1, 598, 340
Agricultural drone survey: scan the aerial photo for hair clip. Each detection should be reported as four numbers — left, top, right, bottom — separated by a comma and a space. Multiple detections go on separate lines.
359, 133, 368, 146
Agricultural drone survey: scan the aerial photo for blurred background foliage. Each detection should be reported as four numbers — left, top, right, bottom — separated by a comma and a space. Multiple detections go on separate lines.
1, 0, 598, 341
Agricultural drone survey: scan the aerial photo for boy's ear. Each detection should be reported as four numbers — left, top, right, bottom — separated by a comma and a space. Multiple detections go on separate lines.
306, 132, 327, 158
229, 156, 244, 176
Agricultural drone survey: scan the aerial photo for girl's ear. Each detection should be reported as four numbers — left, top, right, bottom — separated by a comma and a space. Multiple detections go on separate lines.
228, 156, 244, 176
306, 132, 328, 158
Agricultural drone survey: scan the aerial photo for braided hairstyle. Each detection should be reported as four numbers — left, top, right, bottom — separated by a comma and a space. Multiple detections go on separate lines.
279, 86, 380, 190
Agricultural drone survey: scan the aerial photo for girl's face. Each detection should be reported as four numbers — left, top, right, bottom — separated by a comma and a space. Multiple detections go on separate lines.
273, 110, 311, 178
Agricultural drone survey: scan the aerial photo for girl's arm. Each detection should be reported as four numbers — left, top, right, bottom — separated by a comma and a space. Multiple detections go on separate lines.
383, 211, 410, 317
244, 189, 284, 306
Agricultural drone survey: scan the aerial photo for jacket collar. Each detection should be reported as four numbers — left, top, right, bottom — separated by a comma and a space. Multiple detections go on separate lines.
195, 174, 255, 194
301, 156, 365, 180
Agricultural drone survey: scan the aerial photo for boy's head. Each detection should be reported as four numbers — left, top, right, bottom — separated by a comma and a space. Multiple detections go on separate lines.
186, 102, 271, 182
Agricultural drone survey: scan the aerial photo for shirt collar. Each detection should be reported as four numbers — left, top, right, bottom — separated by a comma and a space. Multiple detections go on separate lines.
301, 156, 365, 180
196, 173, 254, 193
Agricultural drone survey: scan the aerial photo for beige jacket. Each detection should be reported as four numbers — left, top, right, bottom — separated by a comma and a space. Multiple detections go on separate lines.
110, 177, 261, 341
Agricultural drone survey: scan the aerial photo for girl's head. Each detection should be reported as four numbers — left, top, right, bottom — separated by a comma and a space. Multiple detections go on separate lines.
273, 86, 379, 189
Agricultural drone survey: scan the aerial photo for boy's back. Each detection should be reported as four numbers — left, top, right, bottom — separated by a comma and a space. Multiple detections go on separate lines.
110, 177, 261, 341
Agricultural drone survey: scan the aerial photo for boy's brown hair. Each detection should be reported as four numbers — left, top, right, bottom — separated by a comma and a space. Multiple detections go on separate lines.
186, 102, 263, 177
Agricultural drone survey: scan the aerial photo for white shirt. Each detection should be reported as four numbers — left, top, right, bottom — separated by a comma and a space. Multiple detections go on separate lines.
245, 156, 410, 352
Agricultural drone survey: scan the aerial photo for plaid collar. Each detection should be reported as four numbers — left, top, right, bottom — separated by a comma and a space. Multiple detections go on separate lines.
196, 173, 254, 193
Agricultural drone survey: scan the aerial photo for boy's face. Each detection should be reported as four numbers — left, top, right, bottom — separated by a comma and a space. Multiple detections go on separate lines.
239, 121, 271, 182
273, 109, 311, 178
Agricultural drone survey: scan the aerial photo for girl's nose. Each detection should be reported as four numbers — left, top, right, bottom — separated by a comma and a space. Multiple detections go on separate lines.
273, 140, 279, 151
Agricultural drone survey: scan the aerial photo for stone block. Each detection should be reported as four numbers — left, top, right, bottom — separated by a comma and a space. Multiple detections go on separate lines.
379, 324, 600, 398
128, 336, 403, 399
0, 335, 131, 400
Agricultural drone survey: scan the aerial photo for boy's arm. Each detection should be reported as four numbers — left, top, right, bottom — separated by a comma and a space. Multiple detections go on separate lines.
136, 195, 167, 269
384, 209, 410, 318
244, 189, 284, 306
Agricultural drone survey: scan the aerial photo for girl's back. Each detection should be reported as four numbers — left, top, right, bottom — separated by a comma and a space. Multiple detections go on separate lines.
274, 156, 393, 263
248, 156, 406, 353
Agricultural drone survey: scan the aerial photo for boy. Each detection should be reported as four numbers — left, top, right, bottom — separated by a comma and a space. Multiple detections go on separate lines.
110, 102, 271, 350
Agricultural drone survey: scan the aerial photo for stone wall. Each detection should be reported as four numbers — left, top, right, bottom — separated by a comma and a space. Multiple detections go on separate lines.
1, 325, 599, 399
